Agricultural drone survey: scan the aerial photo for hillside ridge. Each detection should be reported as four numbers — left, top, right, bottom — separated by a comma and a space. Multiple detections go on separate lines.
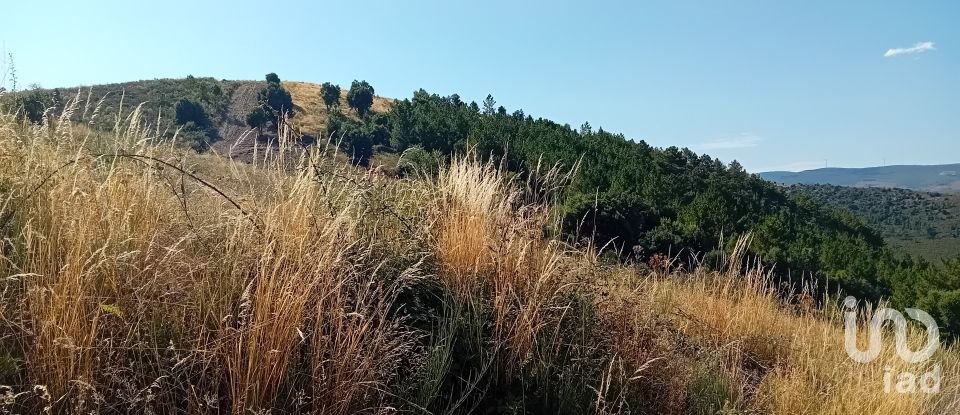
785, 184, 960, 261
762, 163, 960, 193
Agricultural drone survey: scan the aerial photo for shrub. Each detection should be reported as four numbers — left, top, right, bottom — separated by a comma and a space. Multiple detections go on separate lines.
14, 88, 48, 124
259, 73, 294, 117
320, 82, 341, 109
347, 80, 374, 117
173, 98, 210, 127
245, 104, 269, 136
396, 145, 445, 178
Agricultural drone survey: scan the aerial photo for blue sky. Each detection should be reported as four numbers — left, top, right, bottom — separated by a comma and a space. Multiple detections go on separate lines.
2, 0, 957, 172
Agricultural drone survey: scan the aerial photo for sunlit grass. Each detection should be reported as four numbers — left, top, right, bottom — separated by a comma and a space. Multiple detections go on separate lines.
0, 94, 958, 414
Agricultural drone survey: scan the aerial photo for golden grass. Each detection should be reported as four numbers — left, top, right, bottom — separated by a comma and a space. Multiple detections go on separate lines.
431, 155, 575, 371
0, 96, 414, 413
282, 81, 394, 136
595, 244, 960, 414
2, 96, 959, 413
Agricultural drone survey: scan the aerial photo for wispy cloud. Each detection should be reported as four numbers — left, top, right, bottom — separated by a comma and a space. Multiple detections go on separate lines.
691, 133, 762, 151
884, 41, 935, 58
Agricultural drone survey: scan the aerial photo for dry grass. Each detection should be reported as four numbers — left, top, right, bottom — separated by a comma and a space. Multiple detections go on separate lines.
283, 81, 394, 136
0, 96, 416, 413
595, 239, 960, 414
1, 95, 959, 414
431, 155, 574, 370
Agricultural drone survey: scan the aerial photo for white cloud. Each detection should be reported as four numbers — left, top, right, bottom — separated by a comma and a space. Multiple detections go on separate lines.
691, 133, 762, 151
884, 41, 935, 58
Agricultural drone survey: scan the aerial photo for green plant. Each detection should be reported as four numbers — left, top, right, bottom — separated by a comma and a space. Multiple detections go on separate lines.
245, 104, 269, 136
396, 145, 444, 178
347, 80, 374, 117
15, 88, 48, 124
686, 357, 740, 415
173, 98, 210, 127
320, 82, 341, 109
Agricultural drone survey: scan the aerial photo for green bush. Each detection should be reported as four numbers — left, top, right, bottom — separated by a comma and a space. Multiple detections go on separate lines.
347, 80, 375, 117
396, 146, 445, 178
14, 88, 49, 124
174, 98, 210, 128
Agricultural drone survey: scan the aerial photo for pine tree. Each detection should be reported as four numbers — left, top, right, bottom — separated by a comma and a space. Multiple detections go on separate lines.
482, 94, 496, 115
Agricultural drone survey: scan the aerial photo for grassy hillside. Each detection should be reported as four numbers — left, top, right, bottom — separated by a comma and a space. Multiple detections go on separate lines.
762, 164, 960, 193
786, 184, 960, 261
5, 77, 394, 159
1, 77, 261, 151
2, 105, 959, 414
10, 76, 960, 325
283, 80, 393, 135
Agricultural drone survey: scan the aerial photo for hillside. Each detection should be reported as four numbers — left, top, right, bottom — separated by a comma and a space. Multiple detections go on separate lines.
762, 164, 960, 193
2, 77, 392, 159
8, 75, 960, 320
785, 184, 960, 261
2, 110, 959, 413
283, 80, 394, 135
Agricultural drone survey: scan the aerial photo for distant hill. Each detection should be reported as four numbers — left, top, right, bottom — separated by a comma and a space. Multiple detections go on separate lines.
4, 77, 261, 153
3, 77, 393, 160
761, 164, 960, 193
785, 184, 960, 262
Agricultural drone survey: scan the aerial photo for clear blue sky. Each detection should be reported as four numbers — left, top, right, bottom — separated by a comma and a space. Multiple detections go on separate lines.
2, 0, 958, 172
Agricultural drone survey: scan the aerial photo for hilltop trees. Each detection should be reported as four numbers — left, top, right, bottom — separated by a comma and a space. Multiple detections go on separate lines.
382, 86, 914, 303
164, 77, 230, 150
390, 89, 475, 153
322, 79, 379, 164
182, 75, 225, 106
1, 76, 235, 147
482, 94, 496, 115
246, 73, 294, 136
265, 72, 281, 85
321, 82, 341, 110
347, 80, 375, 117
259, 73, 294, 117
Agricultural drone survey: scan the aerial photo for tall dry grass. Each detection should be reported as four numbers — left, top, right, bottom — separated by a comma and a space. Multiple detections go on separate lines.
1, 94, 959, 414
0, 96, 420, 413
595, 236, 960, 414
432, 155, 576, 373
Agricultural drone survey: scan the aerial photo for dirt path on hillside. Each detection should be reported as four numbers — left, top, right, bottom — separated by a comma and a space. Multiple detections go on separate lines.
210, 81, 264, 159
210, 81, 309, 166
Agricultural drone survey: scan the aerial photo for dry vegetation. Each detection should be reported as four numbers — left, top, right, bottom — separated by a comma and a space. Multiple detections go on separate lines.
1, 93, 959, 414
283, 81, 393, 136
